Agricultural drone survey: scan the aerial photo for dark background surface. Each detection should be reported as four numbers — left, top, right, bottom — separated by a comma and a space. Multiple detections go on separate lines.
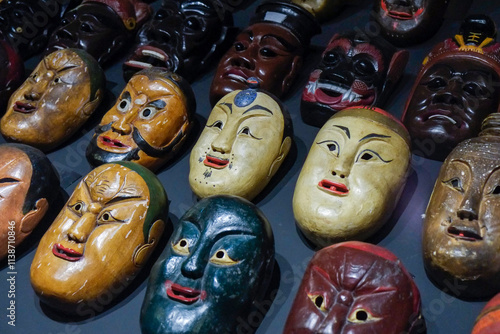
1, 0, 499, 333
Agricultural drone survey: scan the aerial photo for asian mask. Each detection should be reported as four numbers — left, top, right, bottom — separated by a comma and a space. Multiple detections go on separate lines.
284, 241, 424, 333
140, 195, 274, 334
402, 15, 500, 161
122, 0, 238, 82
422, 113, 500, 299
0, 34, 23, 109
301, 31, 409, 127
293, 107, 411, 247
209, 0, 321, 106
472, 293, 500, 334
189, 80, 293, 201
0, 48, 105, 152
30, 162, 168, 313
0, 143, 59, 260
291, 0, 347, 23
0, 0, 78, 59
45, 0, 152, 65
86, 68, 195, 172
371, 0, 450, 46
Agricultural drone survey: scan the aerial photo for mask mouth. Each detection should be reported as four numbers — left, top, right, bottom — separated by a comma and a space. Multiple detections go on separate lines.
98, 135, 131, 150
165, 280, 206, 304
447, 223, 482, 242
421, 109, 464, 129
124, 45, 175, 71
380, 0, 424, 20
317, 179, 349, 196
13, 101, 37, 113
52, 243, 83, 261
223, 67, 251, 84
204, 155, 229, 169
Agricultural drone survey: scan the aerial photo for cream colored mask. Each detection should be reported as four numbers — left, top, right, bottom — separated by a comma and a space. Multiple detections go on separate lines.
293, 107, 411, 247
189, 83, 292, 201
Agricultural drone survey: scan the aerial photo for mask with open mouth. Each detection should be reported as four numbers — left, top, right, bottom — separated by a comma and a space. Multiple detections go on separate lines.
189, 79, 293, 201
122, 0, 237, 82
371, 0, 450, 46
301, 31, 408, 127
423, 113, 500, 299
293, 107, 411, 247
284, 241, 424, 334
402, 15, 500, 161
30, 162, 168, 313
140, 195, 274, 334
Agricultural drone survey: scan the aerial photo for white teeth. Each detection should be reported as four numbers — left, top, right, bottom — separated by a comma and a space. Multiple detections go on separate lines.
142, 49, 166, 60
429, 114, 457, 125
340, 89, 362, 102
317, 82, 348, 95
227, 73, 246, 82
54, 45, 64, 50
306, 80, 318, 94
126, 60, 153, 68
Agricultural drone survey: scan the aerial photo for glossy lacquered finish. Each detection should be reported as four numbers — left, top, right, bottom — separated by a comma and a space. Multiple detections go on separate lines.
301, 31, 408, 127
0, 48, 105, 152
140, 195, 274, 334
45, 0, 152, 65
209, 0, 321, 106
371, 0, 450, 46
0, 34, 23, 109
472, 293, 500, 334
0, 143, 59, 260
292, 0, 348, 23
189, 83, 292, 201
402, 15, 500, 161
123, 0, 238, 82
86, 68, 195, 172
284, 241, 424, 333
423, 113, 500, 299
30, 162, 168, 314
293, 107, 411, 247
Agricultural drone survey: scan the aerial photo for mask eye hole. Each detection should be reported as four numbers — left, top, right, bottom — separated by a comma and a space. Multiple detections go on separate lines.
172, 238, 190, 256
308, 293, 327, 312
117, 99, 131, 113
209, 249, 239, 266
492, 185, 500, 195
208, 120, 223, 130
443, 177, 464, 192
348, 308, 381, 323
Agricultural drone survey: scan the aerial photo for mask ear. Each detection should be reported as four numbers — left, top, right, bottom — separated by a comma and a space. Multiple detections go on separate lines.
19, 198, 49, 234
133, 219, 165, 267
379, 50, 409, 106
281, 55, 303, 97
268, 136, 292, 178
82, 89, 102, 116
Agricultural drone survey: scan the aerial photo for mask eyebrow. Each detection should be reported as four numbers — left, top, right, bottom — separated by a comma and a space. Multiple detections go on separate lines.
120, 91, 132, 101
333, 125, 350, 138
243, 104, 273, 115
359, 133, 391, 142
0, 178, 19, 183
105, 195, 142, 205
149, 99, 167, 109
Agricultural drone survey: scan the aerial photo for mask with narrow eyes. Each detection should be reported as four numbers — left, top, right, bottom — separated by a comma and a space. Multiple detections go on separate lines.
209, 0, 320, 106
0, 0, 78, 59
189, 81, 293, 201
371, 0, 450, 46
140, 195, 274, 334
0, 48, 104, 152
293, 107, 411, 247
30, 162, 168, 313
402, 15, 500, 161
284, 241, 424, 334
45, 0, 152, 65
423, 113, 500, 299
122, 0, 238, 82
0, 143, 59, 261
301, 31, 408, 127
86, 68, 195, 172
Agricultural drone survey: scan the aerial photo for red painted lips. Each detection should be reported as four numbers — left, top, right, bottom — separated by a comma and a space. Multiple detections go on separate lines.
204, 155, 229, 169
13, 101, 36, 113
52, 243, 83, 261
318, 179, 349, 195
165, 280, 206, 304
99, 135, 130, 148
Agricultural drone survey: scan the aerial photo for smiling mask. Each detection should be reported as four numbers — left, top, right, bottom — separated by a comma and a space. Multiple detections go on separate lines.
189, 80, 293, 201
30, 162, 168, 313
140, 195, 274, 334
293, 107, 411, 247
402, 15, 500, 161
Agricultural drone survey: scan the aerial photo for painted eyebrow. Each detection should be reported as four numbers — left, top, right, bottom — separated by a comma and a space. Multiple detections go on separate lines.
149, 100, 167, 109
218, 102, 233, 113
0, 178, 19, 183
243, 104, 273, 115
261, 34, 296, 52
333, 125, 350, 138
359, 133, 391, 142
105, 195, 142, 205
120, 91, 132, 101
